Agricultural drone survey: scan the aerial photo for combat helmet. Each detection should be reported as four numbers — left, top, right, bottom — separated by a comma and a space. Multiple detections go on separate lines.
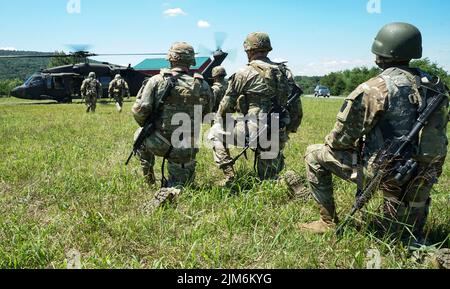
372, 22, 422, 60
167, 42, 196, 67
244, 32, 273, 52
88, 72, 96, 79
212, 66, 227, 78
115, 74, 122, 80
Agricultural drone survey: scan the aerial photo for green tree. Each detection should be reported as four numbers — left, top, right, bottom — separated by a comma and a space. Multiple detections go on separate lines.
47, 51, 78, 68
0, 79, 22, 97
411, 58, 450, 86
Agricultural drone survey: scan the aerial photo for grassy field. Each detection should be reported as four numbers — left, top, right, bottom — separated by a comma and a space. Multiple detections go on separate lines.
0, 97, 448, 269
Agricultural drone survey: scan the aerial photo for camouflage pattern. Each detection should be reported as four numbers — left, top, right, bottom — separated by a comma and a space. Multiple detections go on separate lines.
213, 55, 303, 181
132, 66, 213, 188
283, 170, 311, 200
167, 42, 196, 67
212, 66, 227, 78
304, 66, 449, 240
109, 76, 130, 112
435, 249, 450, 269
142, 187, 181, 214
243, 32, 273, 52
81, 75, 102, 113
211, 78, 228, 112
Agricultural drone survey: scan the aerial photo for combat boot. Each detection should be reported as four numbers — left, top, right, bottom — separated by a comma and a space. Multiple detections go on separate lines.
283, 170, 311, 200
142, 187, 182, 214
218, 166, 236, 187
298, 204, 339, 234
434, 249, 450, 269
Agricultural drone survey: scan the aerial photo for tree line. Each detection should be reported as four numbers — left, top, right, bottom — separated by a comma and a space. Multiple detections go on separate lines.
295, 58, 450, 96
1, 50, 449, 98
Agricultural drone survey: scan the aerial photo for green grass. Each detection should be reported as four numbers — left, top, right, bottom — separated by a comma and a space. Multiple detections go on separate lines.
0, 97, 448, 269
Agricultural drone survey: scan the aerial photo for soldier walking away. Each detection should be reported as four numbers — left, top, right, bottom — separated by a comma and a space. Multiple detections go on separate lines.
210, 32, 303, 187
81, 72, 103, 113
297, 23, 449, 251
211, 66, 228, 112
131, 42, 213, 211
109, 74, 130, 113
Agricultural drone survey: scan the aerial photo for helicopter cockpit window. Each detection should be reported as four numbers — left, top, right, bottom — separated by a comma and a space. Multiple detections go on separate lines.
29, 77, 44, 87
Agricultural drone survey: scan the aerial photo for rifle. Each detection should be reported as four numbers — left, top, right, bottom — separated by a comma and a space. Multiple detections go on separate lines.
125, 76, 176, 166
219, 84, 303, 169
336, 82, 448, 236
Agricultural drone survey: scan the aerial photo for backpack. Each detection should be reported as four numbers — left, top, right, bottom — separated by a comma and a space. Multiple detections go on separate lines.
414, 71, 449, 163
250, 61, 301, 132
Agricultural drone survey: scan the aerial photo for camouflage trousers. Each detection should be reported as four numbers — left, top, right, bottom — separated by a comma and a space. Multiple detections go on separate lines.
111, 93, 123, 111
212, 120, 288, 180
85, 95, 97, 113
135, 128, 198, 187
305, 144, 443, 238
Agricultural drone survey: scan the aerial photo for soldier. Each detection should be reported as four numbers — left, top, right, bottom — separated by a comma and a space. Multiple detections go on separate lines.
211, 32, 303, 186
132, 42, 213, 207
299, 23, 449, 249
109, 74, 130, 113
81, 72, 102, 113
211, 66, 228, 112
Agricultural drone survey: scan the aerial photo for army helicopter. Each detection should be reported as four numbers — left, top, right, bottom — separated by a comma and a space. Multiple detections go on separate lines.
2, 42, 230, 103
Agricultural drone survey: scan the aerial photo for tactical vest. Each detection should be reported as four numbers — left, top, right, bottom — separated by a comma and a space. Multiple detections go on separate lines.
365, 67, 449, 164
246, 60, 290, 114
157, 70, 209, 141
85, 79, 98, 97
112, 80, 125, 94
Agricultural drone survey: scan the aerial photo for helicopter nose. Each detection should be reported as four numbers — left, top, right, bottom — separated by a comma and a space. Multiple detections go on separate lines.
10, 87, 24, 98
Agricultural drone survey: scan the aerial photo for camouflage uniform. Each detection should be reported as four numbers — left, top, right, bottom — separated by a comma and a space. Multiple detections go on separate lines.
302, 23, 449, 244
109, 74, 130, 112
211, 66, 228, 112
132, 42, 213, 188
212, 32, 303, 183
81, 72, 102, 113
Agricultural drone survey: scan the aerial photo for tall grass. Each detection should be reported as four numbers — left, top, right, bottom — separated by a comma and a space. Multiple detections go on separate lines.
0, 97, 448, 268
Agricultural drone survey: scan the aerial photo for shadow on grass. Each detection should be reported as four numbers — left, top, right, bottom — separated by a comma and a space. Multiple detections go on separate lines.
349, 212, 450, 249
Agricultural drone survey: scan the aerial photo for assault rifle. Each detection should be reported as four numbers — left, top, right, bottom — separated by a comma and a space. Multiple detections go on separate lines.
336, 80, 449, 236
219, 84, 303, 169
125, 77, 176, 166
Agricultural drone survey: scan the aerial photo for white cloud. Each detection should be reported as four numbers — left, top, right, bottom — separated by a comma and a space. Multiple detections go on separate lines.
301, 59, 372, 76
163, 8, 187, 17
0, 47, 17, 51
197, 20, 211, 29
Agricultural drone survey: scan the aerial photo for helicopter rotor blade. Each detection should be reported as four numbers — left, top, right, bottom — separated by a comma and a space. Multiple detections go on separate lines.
66, 44, 93, 53
0, 54, 72, 59
215, 32, 228, 50
197, 44, 214, 56
92, 53, 167, 57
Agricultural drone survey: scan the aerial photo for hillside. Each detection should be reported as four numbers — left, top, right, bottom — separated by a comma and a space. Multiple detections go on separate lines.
0, 50, 54, 81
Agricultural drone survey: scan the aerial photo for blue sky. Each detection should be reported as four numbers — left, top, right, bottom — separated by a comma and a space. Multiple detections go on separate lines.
0, 0, 449, 76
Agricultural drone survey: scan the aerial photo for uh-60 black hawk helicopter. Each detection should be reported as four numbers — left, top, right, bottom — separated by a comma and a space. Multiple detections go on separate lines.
2, 38, 231, 103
